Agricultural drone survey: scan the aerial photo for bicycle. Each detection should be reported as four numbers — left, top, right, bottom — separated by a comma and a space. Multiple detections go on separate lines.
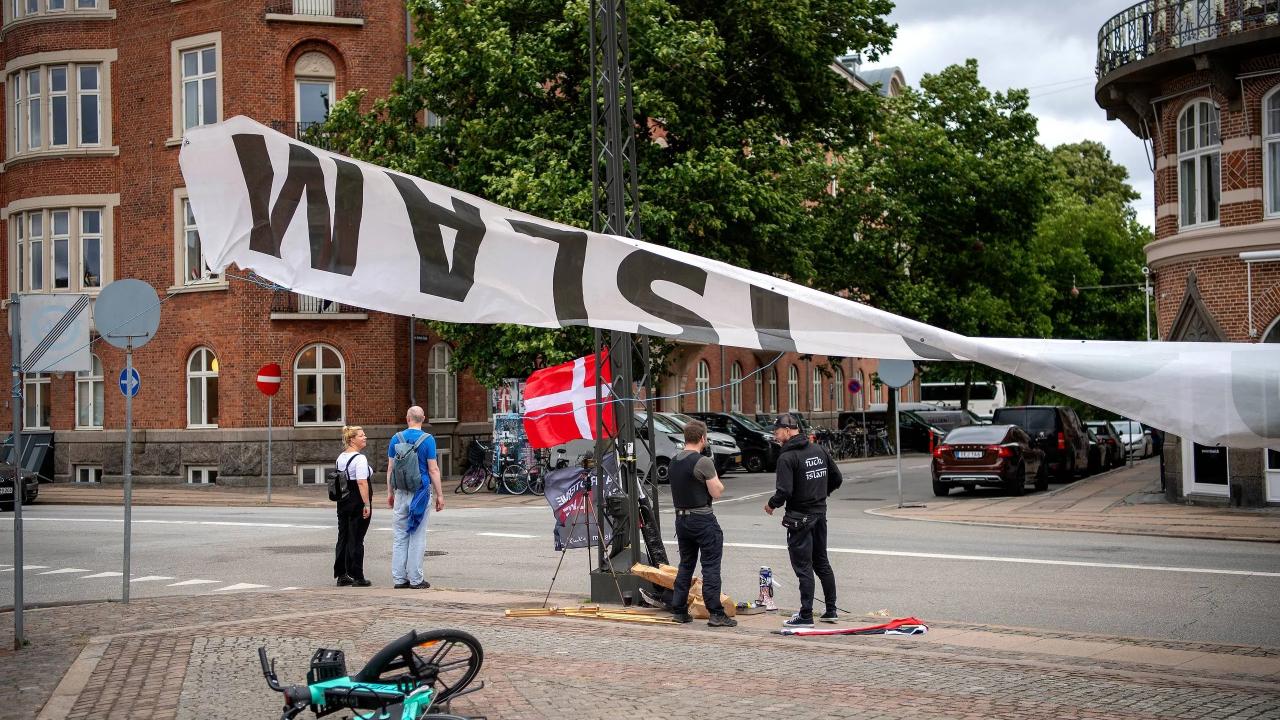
456, 439, 529, 495
259, 627, 484, 720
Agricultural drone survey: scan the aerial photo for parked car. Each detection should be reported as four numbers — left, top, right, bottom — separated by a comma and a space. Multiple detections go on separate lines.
0, 468, 39, 511
689, 411, 780, 473
659, 412, 742, 475
1110, 419, 1153, 459
931, 424, 1045, 496
1085, 420, 1126, 470
990, 405, 1090, 482
914, 408, 981, 434
634, 412, 687, 483
837, 409, 946, 454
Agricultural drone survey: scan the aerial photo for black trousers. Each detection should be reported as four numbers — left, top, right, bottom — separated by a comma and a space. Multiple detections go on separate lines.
334, 504, 370, 581
671, 513, 725, 615
786, 513, 836, 617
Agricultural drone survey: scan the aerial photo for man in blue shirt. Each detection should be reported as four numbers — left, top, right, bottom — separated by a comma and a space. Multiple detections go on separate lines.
386, 406, 445, 589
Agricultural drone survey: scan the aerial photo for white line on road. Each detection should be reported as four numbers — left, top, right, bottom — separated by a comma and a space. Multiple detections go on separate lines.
167, 579, 221, 587
7, 517, 331, 530
715, 491, 773, 505
213, 583, 268, 592
477, 532, 537, 538
660, 541, 1280, 578
38, 568, 90, 575
79, 572, 123, 579
0, 565, 48, 572
130, 575, 175, 583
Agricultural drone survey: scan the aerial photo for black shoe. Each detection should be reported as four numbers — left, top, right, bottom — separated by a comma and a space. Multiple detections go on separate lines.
783, 613, 814, 628
336, 576, 354, 587
393, 581, 411, 589
671, 612, 693, 624
707, 613, 738, 628
819, 610, 839, 623
352, 578, 372, 587
409, 580, 431, 589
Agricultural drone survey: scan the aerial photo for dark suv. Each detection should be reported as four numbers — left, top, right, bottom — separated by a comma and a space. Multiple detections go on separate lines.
990, 406, 1090, 481
689, 412, 780, 473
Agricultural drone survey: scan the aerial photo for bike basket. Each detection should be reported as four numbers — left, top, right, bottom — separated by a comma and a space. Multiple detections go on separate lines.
306, 648, 348, 685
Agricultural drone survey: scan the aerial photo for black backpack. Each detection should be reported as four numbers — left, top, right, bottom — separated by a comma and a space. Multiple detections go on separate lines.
326, 454, 360, 502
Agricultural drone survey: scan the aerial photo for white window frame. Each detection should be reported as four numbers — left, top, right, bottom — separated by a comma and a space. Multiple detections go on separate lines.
23, 372, 50, 429
50, 208, 70, 289
74, 465, 102, 484
75, 353, 104, 429
186, 346, 219, 428
1264, 87, 1280, 219
436, 447, 453, 479
5, 0, 103, 23
187, 466, 218, 485
172, 191, 220, 287
768, 367, 778, 414
170, 33, 222, 141
787, 365, 799, 412
7, 201, 114, 295
729, 362, 742, 413
694, 360, 711, 412
428, 343, 457, 422
298, 464, 328, 485
811, 367, 823, 412
833, 365, 845, 412
294, 342, 345, 426
6, 56, 113, 160
1177, 99, 1221, 229
753, 371, 763, 414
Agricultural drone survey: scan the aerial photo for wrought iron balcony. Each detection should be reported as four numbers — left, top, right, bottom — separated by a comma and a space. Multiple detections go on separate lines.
271, 291, 365, 317
264, 0, 363, 19
269, 120, 339, 152
1097, 0, 1280, 78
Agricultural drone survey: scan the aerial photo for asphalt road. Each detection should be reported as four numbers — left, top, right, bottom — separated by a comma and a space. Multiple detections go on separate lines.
4, 456, 1279, 647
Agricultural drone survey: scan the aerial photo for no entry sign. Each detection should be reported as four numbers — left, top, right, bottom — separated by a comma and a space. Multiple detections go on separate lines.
256, 363, 282, 396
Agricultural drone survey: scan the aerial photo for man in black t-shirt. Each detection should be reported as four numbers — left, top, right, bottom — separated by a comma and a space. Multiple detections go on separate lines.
669, 420, 737, 628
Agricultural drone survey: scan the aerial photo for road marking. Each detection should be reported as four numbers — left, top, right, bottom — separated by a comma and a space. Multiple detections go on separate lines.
278, 586, 300, 591
130, 575, 175, 583
661, 541, 1280, 578
477, 532, 537, 538
38, 568, 90, 575
715, 491, 773, 505
168, 579, 221, 587
0, 565, 48, 572
212, 583, 269, 592
79, 571, 123, 579
7, 517, 331, 530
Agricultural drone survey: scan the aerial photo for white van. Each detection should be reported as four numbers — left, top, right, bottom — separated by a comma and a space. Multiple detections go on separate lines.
920, 381, 1007, 419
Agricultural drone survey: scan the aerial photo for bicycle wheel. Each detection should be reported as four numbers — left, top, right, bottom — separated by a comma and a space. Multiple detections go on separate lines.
459, 467, 485, 494
527, 468, 545, 495
501, 464, 530, 495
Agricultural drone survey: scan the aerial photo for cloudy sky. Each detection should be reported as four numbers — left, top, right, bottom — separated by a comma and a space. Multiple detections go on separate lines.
871, 0, 1155, 227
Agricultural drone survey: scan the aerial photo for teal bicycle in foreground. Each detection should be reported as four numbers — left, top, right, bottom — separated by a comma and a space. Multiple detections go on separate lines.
259, 628, 485, 720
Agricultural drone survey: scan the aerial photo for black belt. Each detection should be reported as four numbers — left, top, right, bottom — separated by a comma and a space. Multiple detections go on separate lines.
675, 507, 713, 516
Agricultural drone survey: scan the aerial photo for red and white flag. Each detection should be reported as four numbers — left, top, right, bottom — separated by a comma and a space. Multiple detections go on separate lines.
522, 352, 615, 449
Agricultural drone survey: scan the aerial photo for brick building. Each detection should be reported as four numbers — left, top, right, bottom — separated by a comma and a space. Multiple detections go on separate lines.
1096, 0, 1280, 505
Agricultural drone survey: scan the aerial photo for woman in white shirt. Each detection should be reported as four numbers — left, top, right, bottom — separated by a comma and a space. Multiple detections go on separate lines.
334, 425, 373, 586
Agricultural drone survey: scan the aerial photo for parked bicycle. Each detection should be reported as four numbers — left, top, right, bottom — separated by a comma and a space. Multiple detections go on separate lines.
456, 440, 527, 495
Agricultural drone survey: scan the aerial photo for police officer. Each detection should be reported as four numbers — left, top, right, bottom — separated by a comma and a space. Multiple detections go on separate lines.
669, 420, 737, 628
763, 413, 843, 628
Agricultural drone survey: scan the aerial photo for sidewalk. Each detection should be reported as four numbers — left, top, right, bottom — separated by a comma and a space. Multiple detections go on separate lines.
2, 585, 1278, 719
869, 459, 1280, 542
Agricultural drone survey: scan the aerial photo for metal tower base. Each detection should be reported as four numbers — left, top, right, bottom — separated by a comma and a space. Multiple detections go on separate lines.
589, 568, 644, 606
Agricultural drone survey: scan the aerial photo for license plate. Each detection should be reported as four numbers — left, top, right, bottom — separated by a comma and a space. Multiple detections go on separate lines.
954, 451, 983, 459
0, 487, 12, 495
732, 455, 741, 464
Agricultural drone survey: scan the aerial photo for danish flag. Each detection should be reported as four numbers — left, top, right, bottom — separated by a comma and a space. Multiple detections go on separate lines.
522, 352, 616, 449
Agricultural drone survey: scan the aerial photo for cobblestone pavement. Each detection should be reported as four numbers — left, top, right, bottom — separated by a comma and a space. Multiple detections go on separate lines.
2, 587, 1279, 720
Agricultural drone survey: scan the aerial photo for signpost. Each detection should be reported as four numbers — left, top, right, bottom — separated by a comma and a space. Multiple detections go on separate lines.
256, 363, 282, 502
876, 360, 916, 509
95, 279, 161, 604
847, 378, 866, 458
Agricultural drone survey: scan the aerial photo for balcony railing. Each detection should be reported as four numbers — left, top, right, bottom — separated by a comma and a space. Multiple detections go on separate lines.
1097, 0, 1280, 77
264, 0, 363, 19
270, 120, 339, 152
271, 291, 363, 316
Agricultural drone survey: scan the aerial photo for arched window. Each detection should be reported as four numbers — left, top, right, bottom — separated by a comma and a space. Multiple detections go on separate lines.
294, 51, 335, 131
811, 367, 823, 412
1178, 99, 1220, 228
729, 362, 743, 412
694, 360, 711, 412
754, 369, 763, 414
787, 365, 800, 412
1264, 315, 1280, 344
295, 343, 343, 425
833, 365, 845, 412
187, 347, 219, 428
76, 353, 104, 429
768, 367, 778, 414
428, 343, 456, 421
1264, 87, 1280, 218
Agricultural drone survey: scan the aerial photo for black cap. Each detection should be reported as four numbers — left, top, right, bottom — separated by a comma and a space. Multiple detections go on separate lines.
770, 413, 800, 430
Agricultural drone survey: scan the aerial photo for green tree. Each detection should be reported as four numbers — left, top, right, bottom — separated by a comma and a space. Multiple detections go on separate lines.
324, 0, 895, 386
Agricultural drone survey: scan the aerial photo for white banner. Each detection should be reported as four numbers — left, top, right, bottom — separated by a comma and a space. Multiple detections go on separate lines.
178, 117, 1280, 449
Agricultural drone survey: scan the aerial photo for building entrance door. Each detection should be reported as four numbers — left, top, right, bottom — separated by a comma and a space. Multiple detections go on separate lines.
1184, 441, 1229, 497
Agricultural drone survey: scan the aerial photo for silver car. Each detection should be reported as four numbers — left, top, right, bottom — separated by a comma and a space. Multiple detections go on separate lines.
1111, 419, 1152, 458
659, 412, 742, 475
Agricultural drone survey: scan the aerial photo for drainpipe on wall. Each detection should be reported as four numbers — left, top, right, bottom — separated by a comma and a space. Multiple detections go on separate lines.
719, 345, 726, 411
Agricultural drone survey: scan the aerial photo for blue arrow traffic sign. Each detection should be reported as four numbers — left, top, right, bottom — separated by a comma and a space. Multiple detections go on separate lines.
118, 367, 141, 397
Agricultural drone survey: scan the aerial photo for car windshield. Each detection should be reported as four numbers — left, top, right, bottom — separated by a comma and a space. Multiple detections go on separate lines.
943, 425, 1010, 444
993, 407, 1057, 433
1086, 422, 1113, 434
731, 412, 765, 431
1112, 420, 1142, 435
642, 413, 682, 433
667, 413, 697, 428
